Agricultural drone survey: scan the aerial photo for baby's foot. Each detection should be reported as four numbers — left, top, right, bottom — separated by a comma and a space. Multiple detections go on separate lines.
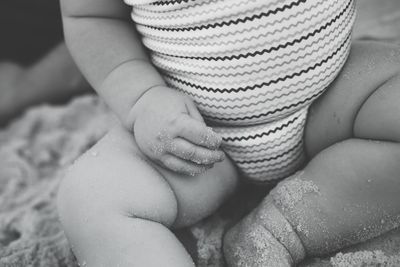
223, 196, 305, 267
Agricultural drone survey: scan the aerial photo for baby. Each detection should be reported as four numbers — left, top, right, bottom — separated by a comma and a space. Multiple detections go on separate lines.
57, 0, 400, 266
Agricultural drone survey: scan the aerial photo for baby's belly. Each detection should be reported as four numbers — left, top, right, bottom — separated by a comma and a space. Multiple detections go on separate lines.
133, 0, 356, 126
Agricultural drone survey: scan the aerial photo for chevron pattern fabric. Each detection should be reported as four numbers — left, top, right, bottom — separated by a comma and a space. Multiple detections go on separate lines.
125, 0, 356, 182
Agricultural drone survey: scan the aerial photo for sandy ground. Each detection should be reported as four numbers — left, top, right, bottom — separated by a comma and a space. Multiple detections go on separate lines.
1, 0, 400, 266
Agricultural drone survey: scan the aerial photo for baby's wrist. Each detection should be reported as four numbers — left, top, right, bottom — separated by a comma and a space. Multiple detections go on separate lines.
124, 84, 167, 130
224, 195, 306, 267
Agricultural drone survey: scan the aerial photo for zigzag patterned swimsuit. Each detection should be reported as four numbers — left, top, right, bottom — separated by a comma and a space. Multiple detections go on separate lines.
125, 0, 356, 183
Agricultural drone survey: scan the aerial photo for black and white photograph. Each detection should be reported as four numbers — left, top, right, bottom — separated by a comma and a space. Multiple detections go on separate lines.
1, 0, 400, 266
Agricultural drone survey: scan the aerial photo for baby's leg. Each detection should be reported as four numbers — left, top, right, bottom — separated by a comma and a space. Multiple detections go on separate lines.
58, 125, 238, 267
291, 61, 400, 256
224, 41, 400, 266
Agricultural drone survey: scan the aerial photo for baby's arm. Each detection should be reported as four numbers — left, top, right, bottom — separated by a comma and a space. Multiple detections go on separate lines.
61, 0, 224, 174
61, 0, 162, 123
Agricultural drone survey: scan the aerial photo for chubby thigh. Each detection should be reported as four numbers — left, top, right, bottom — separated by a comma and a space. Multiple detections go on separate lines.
304, 41, 400, 156
57, 125, 239, 265
58, 124, 238, 229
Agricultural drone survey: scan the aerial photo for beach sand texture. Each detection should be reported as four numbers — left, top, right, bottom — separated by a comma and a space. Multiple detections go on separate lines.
1, 0, 400, 266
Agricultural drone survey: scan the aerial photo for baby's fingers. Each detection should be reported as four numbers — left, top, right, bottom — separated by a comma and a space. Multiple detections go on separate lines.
168, 138, 225, 165
161, 155, 213, 176
175, 116, 222, 149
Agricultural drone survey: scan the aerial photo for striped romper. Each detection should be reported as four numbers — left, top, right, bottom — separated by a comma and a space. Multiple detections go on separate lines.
125, 0, 356, 183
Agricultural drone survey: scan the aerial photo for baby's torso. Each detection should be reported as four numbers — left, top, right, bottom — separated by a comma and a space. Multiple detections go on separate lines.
126, 0, 355, 127
125, 0, 355, 182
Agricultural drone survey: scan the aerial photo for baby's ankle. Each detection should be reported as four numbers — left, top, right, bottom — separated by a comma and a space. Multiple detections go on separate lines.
256, 197, 306, 264
223, 217, 294, 266
223, 197, 306, 266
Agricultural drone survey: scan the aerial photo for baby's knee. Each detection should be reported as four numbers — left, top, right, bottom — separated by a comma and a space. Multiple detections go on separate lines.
57, 154, 92, 232
57, 154, 102, 259
57, 150, 184, 266
60, 159, 178, 229
57, 133, 180, 237
57, 151, 113, 242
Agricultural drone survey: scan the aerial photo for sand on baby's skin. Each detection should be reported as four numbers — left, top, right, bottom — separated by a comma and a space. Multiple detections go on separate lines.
271, 173, 320, 211
3, 1, 400, 265
269, 173, 321, 240
3, 96, 400, 267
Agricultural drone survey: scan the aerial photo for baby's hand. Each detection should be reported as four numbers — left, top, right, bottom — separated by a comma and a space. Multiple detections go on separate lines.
131, 86, 225, 176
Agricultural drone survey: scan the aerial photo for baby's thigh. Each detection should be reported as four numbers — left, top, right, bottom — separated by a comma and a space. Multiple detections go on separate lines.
354, 74, 400, 143
151, 140, 239, 227
58, 124, 238, 231
304, 41, 400, 157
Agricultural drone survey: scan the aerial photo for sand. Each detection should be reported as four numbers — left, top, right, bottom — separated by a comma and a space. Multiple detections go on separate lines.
1, 97, 400, 267
2, 0, 400, 266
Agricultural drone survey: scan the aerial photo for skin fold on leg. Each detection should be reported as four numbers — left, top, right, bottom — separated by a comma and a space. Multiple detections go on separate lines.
289, 40, 400, 255
224, 41, 400, 266
57, 125, 238, 267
